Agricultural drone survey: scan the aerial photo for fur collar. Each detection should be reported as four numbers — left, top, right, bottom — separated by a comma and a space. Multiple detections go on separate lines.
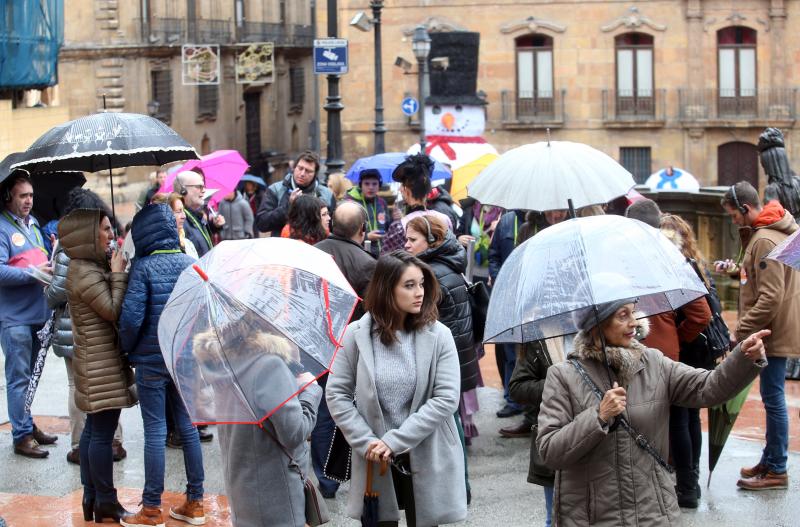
570, 330, 647, 386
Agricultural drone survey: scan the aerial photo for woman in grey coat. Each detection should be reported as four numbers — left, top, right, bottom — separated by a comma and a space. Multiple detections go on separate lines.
217, 190, 254, 240
193, 324, 322, 527
537, 300, 769, 527
327, 251, 468, 527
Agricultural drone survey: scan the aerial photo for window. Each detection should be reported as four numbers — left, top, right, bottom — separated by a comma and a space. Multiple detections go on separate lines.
515, 34, 553, 117
620, 147, 651, 184
615, 33, 654, 116
150, 69, 173, 124
717, 26, 757, 115
197, 84, 218, 120
289, 66, 305, 110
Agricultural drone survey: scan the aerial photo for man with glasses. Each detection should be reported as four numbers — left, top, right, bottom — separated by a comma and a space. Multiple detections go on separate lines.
255, 151, 336, 237
344, 169, 389, 256
174, 170, 225, 258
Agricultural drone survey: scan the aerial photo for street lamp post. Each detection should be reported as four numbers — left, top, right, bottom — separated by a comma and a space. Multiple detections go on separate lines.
411, 25, 431, 152
324, 0, 345, 178
370, 1, 386, 154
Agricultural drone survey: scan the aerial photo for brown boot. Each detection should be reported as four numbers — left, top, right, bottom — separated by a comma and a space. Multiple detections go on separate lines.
737, 471, 789, 491
112, 439, 127, 461
13, 435, 49, 459
740, 462, 768, 478
170, 498, 206, 525
32, 425, 58, 445
120, 505, 165, 527
66, 447, 80, 465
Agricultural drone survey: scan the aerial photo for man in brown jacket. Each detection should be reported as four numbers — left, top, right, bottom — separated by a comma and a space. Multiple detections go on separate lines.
719, 181, 800, 490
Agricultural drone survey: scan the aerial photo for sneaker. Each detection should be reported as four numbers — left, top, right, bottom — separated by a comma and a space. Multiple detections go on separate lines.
197, 426, 214, 443
120, 505, 165, 527
169, 498, 206, 525
737, 471, 789, 491
66, 447, 80, 465
740, 462, 768, 479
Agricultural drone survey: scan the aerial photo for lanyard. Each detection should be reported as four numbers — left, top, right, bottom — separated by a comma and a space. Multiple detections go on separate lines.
185, 209, 212, 250
358, 194, 378, 231
150, 249, 182, 256
513, 216, 519, 246
2, 212, 47, 255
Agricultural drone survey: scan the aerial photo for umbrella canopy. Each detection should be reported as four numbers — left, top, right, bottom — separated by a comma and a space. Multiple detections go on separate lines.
239, 173, 266, 188
10, 112, 198, 174
707, 382, 754, 485
644, 167, 701, 192
345, 152, 452, 184
160, 149, 249, 207
767, 228, 800, 270
157, 238, 359, 425
467, 141, 635, 211
450, 153, 499, 202
484, 215, 707, 344
1, 152, 86, 225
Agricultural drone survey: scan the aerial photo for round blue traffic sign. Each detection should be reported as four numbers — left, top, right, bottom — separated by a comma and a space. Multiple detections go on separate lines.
401, 97, 419, 116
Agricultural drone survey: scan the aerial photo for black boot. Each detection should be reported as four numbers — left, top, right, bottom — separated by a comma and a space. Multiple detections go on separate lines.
693, 463, 701, 499
81, 495, 94, 522
93, 500, 129, 522
675, 468, 698, 508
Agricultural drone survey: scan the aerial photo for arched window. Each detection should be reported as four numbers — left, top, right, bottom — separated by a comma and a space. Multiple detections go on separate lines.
515, 34, 553, 117
615, 32, 654, 116
717, 26, 757, 115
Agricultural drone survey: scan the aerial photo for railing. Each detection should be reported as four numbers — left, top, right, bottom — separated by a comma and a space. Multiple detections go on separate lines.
238, 21, 286, 44
139, 17, 185, 44
679, 88, 797, 122
289, 25, 314, 48
500, 89, 566, 125
602, 89, 666, 122
194, 19, 233, 44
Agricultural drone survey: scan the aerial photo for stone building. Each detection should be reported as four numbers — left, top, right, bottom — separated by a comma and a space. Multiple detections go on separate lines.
322, 0, 799, 188
58, 0, 317, 190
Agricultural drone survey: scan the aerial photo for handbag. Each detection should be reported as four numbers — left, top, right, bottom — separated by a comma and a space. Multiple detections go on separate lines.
323, 425, 352, 483
679, 259, 731, 369
263, 422, 331, 525
463, 276, 490, 343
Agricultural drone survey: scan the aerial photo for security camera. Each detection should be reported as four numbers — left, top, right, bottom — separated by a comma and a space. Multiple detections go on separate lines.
394, 56, 412, 72
349, 11, 373, 32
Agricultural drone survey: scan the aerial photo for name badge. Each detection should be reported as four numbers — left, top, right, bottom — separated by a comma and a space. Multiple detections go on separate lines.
11, 232, 25, 247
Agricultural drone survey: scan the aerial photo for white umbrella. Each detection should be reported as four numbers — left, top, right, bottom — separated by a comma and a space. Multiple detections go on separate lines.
467, 141, 635, 211
484, 215, 707, 344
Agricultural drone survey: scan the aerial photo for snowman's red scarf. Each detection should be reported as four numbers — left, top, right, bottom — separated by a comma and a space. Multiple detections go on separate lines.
425, 135, 487, 160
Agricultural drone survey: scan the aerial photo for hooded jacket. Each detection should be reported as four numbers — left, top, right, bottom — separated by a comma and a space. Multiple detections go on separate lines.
736, 202, 800, 358
417, 231, 478, 392
44, 246, 74, 358
119, 204, 195, 365
537, 331, 762, 527
426, 186, 461, 233
59, 209, 136, 414
217, 191, 254, 241
255, 173, 336, 236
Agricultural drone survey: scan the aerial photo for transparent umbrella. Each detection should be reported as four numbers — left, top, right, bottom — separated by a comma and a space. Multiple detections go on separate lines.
484, 215, 708, 345
467, 141, 635, 211
157, 238, 359, 425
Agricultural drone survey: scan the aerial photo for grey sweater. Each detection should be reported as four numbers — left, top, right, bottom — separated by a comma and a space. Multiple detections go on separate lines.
372, 330, 417, 430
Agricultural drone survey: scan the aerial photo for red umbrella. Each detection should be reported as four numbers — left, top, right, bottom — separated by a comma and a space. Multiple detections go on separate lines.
160, 149, 249, 207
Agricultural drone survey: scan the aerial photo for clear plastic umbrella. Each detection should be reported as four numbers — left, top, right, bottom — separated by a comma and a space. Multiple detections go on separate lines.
467, 141, 635, 211
157, 238, 359, 425
484, 215, 707, 344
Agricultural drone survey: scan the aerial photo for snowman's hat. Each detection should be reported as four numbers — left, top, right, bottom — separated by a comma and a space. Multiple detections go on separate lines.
428, 32, 486, 107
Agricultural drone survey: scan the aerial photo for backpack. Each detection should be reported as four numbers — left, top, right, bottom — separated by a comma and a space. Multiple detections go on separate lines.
679, 259, 731, 369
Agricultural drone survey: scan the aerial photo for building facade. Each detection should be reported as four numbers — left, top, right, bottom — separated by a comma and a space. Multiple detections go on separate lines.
58, 0, 317, 190
323, 0, 799, 188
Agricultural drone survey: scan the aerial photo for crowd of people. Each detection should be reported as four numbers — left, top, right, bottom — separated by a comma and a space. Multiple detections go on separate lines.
0, 147, 795, 527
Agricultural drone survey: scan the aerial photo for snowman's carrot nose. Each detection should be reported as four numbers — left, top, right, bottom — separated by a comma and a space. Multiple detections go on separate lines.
441, 112, 455, 130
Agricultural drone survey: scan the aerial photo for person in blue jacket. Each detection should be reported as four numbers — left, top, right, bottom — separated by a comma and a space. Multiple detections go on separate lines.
118, 203, 206, 527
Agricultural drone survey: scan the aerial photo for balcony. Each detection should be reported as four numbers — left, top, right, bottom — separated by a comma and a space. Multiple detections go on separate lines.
140, 17, 185, 45
679, 88, 797, 126
289, 25, 314, 48
238, 21, 287, 45
189, 19, 233, 44
500, 89, 566, 128
602, 89, 666, 127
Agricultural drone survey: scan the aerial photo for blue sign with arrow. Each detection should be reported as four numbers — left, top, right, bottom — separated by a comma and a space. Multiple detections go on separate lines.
314, 39, 349, 75
401, 97, 419, 116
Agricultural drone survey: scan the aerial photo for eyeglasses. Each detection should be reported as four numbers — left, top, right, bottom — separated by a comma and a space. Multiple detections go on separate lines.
184, 184, 205, 191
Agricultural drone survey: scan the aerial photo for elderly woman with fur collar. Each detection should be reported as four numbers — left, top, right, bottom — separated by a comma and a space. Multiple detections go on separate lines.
536, 300, 769, 527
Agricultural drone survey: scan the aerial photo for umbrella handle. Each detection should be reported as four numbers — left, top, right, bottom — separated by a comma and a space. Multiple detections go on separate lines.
193, 264, 209, 282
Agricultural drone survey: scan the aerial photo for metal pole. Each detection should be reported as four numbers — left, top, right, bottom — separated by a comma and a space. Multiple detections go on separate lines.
310, 0, 320, 153
324, 0, 345, 177
417, 56, 426, 151
371, 0, 385, 154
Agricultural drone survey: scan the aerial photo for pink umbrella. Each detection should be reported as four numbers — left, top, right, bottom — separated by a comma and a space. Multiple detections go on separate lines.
626, 188, 647, 205
160, 150, 249, 207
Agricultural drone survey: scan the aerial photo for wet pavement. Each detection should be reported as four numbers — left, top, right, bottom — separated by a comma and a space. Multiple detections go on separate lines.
1, 321, 799, 526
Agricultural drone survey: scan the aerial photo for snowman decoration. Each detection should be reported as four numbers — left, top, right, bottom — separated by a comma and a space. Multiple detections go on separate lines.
407, 31, 497, 174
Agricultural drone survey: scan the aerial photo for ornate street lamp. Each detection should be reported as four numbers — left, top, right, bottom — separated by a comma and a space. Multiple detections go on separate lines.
411, 25, 431, 151
324, 0, 345, 177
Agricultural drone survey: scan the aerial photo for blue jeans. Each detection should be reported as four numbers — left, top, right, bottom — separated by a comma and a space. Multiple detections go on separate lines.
80, 409, 121, 503
309, 377, 340, 496
0, 323, 41, 443
544, 485, 554, 527
759, 357, 788, 473
500, 343, 522, 410
135, 361, 204, 506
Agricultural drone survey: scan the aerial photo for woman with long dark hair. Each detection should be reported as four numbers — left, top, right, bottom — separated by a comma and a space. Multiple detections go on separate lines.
327, 251, 467, 527
281, 194, 328, 245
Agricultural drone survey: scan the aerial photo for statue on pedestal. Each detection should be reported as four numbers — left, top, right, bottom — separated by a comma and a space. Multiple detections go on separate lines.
758, 127, 800, 217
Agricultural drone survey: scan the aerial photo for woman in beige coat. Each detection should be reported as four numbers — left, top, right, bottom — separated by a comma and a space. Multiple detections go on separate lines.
537, 300, 768, 526
60, 209, 137, 523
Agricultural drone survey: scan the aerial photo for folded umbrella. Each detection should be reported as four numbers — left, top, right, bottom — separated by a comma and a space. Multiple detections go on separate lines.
707, 381, 754, 486
345, 152, 451, 184
361, 460, 388, 527
160, 149, 249, 207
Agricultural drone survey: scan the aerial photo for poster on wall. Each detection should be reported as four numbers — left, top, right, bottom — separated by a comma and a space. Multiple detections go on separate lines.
235, 43, 275, 85
182, 44, 221, 85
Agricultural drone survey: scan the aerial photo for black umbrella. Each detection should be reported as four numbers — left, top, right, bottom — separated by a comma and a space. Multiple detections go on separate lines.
10, 111, 198, 226
361, 460, 387, 527
0, 152, 87, 226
